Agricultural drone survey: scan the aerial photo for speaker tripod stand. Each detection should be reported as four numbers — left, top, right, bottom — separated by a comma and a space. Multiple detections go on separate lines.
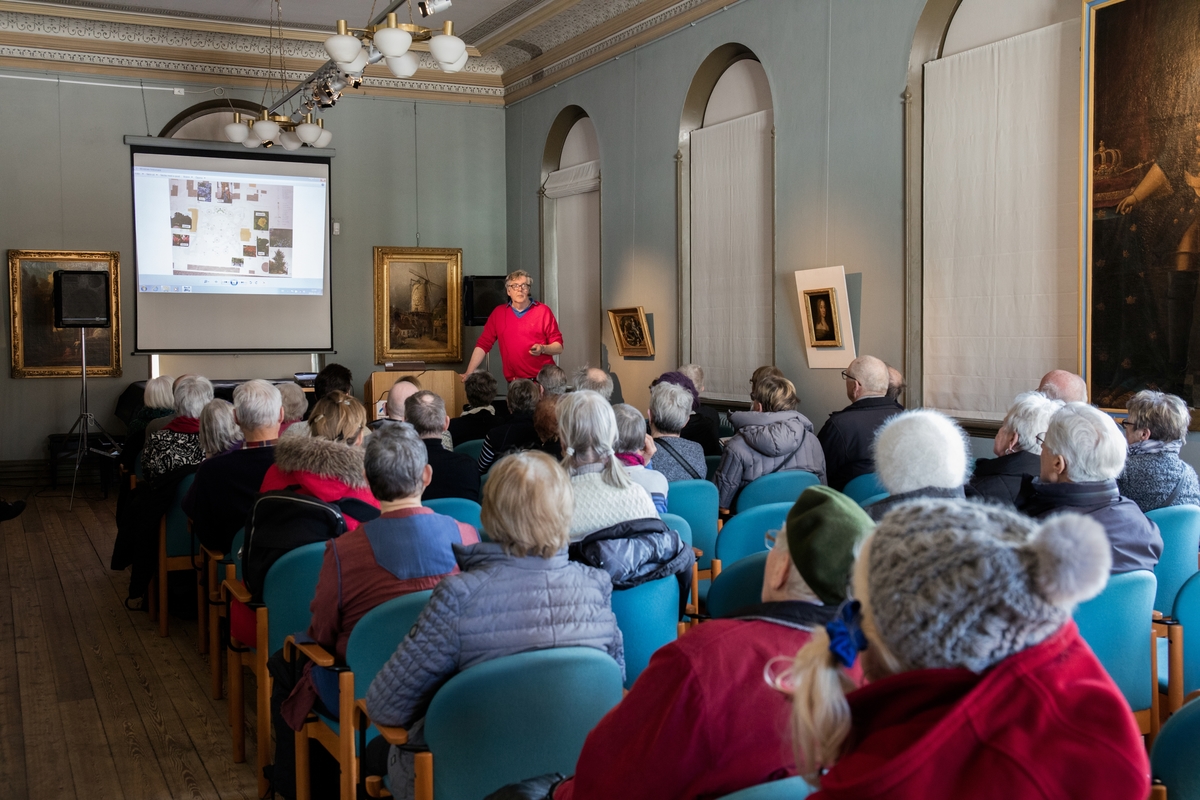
66, 327, 121, 509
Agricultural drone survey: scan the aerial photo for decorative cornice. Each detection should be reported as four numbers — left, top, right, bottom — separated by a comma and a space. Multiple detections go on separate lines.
465, 0, 584, 55
43, 0, 333, 32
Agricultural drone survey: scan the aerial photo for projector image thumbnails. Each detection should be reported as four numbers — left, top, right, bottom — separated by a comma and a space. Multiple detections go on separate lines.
172, 234, 190, 247
254, 210, 270, 231
171, 212, 192, 230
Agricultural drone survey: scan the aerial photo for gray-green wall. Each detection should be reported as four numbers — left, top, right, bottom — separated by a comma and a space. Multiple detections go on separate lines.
0, 70, 506, 461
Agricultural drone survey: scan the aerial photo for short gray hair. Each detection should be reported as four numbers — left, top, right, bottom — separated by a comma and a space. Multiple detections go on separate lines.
557, 390, 633, 489
199, 398, 243, 458
507, 378, 540, 415
649, 382, 692, 434
1001, 391, 1063, 455
1127, 390, 1190, 442
404, 390, 446, 437
174, 375, 214, 418
464, 371, 498, 408
363, 422, 427, 501
278, 382, 308, 421
573, 365, 613, 400
144, 375, 175, 410
537, 364, 568, 395
233, 379, 282, 432
1043, 402, 1126, 482
612, 404, 647, 454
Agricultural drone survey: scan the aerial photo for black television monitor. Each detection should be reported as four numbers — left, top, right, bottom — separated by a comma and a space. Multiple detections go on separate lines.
462, 275, 509, 326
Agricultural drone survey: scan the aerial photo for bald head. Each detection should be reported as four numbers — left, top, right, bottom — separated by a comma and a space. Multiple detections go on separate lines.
845, 355, 889, 401
573, 365, 614, 401
386, 378, 421, 420
1038, 370, 1088, 404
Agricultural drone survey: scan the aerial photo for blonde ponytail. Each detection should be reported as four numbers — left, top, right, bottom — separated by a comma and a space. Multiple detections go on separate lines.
788, 628, 857, 783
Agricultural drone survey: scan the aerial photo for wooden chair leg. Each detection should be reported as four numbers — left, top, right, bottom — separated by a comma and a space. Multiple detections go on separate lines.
209, 596, 223, 700
256, 614, 272, 800
711, 559, 722, 581
158, 521, 170, 637
1150, 625, 1161, 743
414, 751, 433, 800
340, 671, 357, 800
1168, 623, 1184, 714
295, 727, 311, 800
230, 648, 246, 763
197, 554, 209, 654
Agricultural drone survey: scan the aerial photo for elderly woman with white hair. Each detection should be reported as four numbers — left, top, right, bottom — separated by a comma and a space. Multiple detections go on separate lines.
198, 398, 243, 459
968, 392, 1064, 505
141, 374, 214, 482
864, 409, 971, 521
1018, 402, 1163, 574
1117, 390, 1200, 512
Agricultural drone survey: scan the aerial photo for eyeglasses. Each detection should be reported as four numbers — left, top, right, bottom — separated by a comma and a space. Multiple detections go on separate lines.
840, 370, 858, 383
1119, 419, 1135, 429
1035, 432, 1046, 446
764, 528, 779, 550
507, 283, 531, 292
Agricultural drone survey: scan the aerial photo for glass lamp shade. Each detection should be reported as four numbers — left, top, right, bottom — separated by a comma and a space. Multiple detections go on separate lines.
252, 118, 281, 140
295, 121, 322, 144
315, 129, 333, 148
338, 50, 370, 75
372, 27, 412, 58
440, 49, 468, 73
224, 121, 250, 143
241, 134, 263, 149
325, 34, 363, 63
385, 52, 421, 78
280, 131, 303, 151
429, 33, 465, 65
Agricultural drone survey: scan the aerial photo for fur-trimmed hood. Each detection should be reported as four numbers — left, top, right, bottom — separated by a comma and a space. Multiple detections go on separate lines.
273, 434, 368, 489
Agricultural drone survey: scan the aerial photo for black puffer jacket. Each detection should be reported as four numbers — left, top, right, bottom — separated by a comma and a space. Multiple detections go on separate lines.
569, 518, 695, 610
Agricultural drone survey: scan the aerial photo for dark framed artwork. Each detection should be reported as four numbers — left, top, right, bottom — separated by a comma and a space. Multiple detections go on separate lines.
373, 247, 462, 364
802, 288, 842, 348
1083, 0, 1200, 423
7, 250, 122, 378
607, 306, 654, 358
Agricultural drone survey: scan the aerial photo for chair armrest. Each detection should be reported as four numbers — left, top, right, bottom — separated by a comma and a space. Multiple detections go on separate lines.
283, 635, 336, 668
356, 699, 409, 745
199, 544, 224, 560
1154, 610, 1164, 621
221, 578, 252, 604
692, 546, 703, 558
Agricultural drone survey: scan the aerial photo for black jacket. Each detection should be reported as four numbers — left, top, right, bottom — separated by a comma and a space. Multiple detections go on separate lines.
569, 517, 696, 612
681, 407, 723, 457
816, 396, 904, 491
866, 485, 966, 521
422, 438, 482, 502
448, 408, 502, 447
477, 412, 541, 473
182, 445, 277, 553
967, 450, 1041, 506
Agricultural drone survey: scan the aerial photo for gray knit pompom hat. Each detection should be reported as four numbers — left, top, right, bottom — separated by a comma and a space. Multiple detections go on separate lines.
866, 499, 1112, 673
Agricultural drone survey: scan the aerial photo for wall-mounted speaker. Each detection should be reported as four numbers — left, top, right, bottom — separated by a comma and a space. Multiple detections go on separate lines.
54, 270, 111, 328
462, 275, 509, 326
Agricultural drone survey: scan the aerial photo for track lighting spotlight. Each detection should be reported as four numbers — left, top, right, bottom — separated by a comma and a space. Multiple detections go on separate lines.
418, 0, 452, 17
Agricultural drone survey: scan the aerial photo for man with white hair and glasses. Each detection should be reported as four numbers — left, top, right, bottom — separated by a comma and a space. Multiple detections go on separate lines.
461, 270, 564, 383
816, 355, 903, 490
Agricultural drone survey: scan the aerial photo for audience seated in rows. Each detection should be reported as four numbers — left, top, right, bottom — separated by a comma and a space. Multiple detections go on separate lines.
477, 378, 541, 473
573, 365, 614, 401
885, 364, 906, 404
1037, 368, 1088, 403
865, 410, 969, 521
1118, 389, 1200, 512
549, 486, 871, 800
363, 451, 625, 794
314, 362, 353, 401
449, 370, 504, 446
677, 363, 723, 455
198, 398, 243, 459
785, 500, 1148, 798
144, 373, 188, 438
277, 382, 307, 435
406, 390, 481, 503
537, 363, 569, 396
612, 403, 668, 513
715, 375, 826, 511
184, 380, 281, 553
817, 355, 903, 491
269, 423, 479, 799
142, 375, 213, 482
122, 373, 175, 468
647, 382, 708, 482
533, 393, 563, 458
1016, 402, 1162, 574
968, 392, 1062, 505
369, 375, 455, 450
652, 371, 721, 457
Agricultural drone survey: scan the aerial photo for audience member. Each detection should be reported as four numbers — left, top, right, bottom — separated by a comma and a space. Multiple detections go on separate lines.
969, 392, 1062, 505
477, 378, 542, 473
647, 382, 708, 482
537, 363, 569, 396
184, 380, 282, 553
1038, 369, 1088, 403
533, 393, 564, 458
653, 371, 721, 457
364, 451, 624, 794
197, 398, 243, 459
277, 382, 308, 435
749, 365, 784, 394
676, 363, 723, 456
449, 371, 503, 446
406, 391, 481, 502
365, 376, 421, 434
784, 500, 1147, 798
123, 374, 175, 466
314, 362, 353, 401
145, 374, 189, 437
269, 423, 479, 799
865, 409, 969, 521
1017, 402, 1163, 573
816, 355, 903, 490
885, 364, 906, 405
573, 365, 614, 401
613, 403, 668, 512
548, 486, 871, 800
1118, 390, 1200, 512
715, 376, 826, 511
142, 375, 214, 482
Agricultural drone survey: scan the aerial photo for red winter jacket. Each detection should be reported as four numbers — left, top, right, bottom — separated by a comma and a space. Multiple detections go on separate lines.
812, 621, 1149, 800
258, 434, 380, 529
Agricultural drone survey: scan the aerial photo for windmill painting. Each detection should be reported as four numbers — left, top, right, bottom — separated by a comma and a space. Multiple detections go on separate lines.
374, 247, 462, 364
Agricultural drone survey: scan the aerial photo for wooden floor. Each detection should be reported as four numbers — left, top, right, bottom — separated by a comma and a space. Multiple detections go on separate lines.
0, 487, 262, 800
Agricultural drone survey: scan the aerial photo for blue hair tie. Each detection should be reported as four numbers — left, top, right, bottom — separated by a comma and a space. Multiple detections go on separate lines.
825, 600, 868, 669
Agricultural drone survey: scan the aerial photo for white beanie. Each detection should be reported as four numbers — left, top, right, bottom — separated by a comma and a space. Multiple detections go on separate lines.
873, 409, 970, 495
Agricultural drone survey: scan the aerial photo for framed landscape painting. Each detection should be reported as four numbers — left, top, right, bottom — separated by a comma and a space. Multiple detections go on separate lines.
373, 247, 463, 364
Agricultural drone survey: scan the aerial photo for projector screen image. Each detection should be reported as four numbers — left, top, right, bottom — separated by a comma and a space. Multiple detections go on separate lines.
132, 149, 333, 352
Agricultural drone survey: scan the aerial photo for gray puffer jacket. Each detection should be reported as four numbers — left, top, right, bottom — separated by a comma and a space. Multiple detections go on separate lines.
715, 410, 827, 508
364, 541, 624, 728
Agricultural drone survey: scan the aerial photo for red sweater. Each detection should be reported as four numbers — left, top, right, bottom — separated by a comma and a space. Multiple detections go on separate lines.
812, 622, 1149, 800
476, 301, 563, 381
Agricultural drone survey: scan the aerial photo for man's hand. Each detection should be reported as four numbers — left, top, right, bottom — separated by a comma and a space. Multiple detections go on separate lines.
459, 372, 469, 382
529, 343, 545, 356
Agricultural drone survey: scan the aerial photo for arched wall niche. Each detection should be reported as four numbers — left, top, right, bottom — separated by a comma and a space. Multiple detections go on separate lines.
158, 99, 265, 140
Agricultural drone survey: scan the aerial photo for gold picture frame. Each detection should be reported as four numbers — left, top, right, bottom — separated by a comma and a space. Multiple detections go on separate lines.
607, 306, 654, 358
802, 287, 842, 348
8, 249, 122, 378
374, 247, 462, 365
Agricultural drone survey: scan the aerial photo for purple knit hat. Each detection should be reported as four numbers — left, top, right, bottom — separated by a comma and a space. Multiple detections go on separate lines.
651, 371, 700, 412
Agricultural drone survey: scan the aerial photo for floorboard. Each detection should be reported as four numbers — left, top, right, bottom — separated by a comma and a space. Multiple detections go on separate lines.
0, 517, 29, 800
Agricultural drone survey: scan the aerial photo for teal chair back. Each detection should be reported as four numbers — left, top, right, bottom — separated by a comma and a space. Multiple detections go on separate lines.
705, 454, 722, 482
1151, 696, 1200, 800
453, 439, 486, 461
610, 576, 678, 688
165, 473, 197, 557
423, 498, 483, 533
346, 591, 432, 701
734, 472, 819, 513
716, 777, 814, 799
423, 647, 623, 800
707, 552, 768, 619
843, 473, 886, 505
661, 512, 693, 550
1148, 505, 1200, 615
667, 480, 719, 570
1073, 570, 1157, 711
1166, 572, 1200, 698
716, 503, 792, 568
261, 541, 327, 655
860, 492, 889, 509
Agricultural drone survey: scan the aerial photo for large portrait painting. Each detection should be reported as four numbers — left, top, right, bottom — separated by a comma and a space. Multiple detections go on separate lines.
373, 247, 462, 364
1084, 0, 1200, 418
7, 250, 122, 378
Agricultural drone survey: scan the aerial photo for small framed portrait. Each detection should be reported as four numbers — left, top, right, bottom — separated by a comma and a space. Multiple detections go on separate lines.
374, 247, 463, 364
607, 306, 654, 358
803, 288, 842, 348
